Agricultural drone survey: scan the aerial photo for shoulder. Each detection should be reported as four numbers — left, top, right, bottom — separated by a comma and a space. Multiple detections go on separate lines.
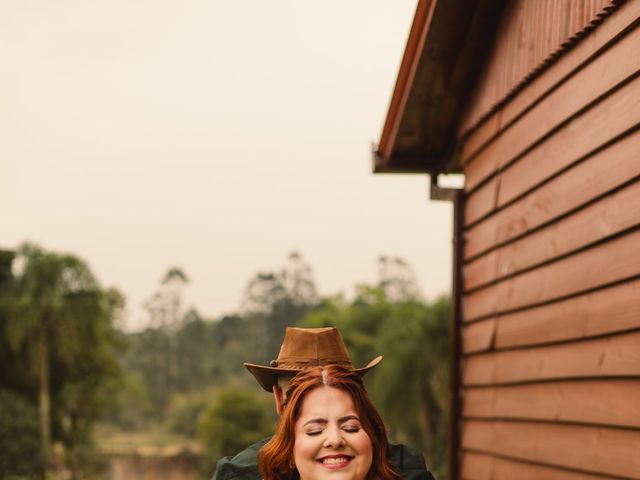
389, 443, 437, 480
211, 438, 269, 480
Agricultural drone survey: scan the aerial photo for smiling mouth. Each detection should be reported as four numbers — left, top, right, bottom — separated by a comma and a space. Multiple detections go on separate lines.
317, 456, 353, 468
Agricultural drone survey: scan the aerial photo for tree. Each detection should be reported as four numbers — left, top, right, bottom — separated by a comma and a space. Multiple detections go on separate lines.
198, 387, 275, 466
0, 243, 123, 475
280, 251, 318, 307
135, 267, 193, 412
377, 255, 423, 302
144, 266, 189, 331
241, 251, 319, 361
241, 251, 318, 315
241, 272, 288, 316
370, 296, 450, 477
0, 389, 42, 477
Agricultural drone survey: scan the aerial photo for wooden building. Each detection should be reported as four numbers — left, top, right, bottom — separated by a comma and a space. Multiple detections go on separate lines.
375, 0, 640, 478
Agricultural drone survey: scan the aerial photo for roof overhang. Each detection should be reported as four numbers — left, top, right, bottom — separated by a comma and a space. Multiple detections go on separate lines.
373, 0, 506, 174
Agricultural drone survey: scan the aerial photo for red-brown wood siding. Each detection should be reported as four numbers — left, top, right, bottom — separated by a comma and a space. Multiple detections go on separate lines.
462, 451, 614, 480
456, 1, 640, 478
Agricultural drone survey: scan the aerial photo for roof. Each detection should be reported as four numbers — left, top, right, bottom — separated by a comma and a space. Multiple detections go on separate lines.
373, 0, 506, 174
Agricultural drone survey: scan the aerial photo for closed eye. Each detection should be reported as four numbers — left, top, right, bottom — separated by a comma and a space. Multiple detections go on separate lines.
342, 424, 361, 433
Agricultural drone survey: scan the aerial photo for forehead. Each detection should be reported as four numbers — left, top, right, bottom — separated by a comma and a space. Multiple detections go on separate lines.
297, 386, 357, 420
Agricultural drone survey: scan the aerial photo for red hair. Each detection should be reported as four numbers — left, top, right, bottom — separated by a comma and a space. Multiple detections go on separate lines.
258, 365, 401, 480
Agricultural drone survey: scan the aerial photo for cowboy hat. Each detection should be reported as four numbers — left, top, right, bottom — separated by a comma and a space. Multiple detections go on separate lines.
244, 326, 383, 392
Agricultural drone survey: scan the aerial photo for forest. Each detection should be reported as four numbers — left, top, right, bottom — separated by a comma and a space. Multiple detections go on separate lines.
0, 243, 450, 479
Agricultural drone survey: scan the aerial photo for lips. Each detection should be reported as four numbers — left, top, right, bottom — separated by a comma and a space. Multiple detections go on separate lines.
316, 455, 354, 469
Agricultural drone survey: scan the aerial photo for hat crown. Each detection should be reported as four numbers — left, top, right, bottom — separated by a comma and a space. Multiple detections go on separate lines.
274, 327, 353, 368
243, 326, 382, 392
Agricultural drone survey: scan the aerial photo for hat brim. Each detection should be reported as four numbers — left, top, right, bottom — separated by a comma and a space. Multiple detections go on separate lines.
244, 355, 384, 392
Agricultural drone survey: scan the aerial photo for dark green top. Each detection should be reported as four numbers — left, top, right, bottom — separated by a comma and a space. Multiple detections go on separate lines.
211, 438, 436, 480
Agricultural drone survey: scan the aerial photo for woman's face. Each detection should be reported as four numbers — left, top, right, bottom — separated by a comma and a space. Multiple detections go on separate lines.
293, 386, 373, 480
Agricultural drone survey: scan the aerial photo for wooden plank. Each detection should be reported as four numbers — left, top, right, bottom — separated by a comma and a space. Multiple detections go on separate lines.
463, 329, 640, 386
464, 251, 498, 293
465, 171, 640, 290
464, 122, 640, 261
464, 152, 499, 201
464, 21, 640, 192
464, 228, 640, 321
461, 451, 492, 480
495, 279, 640, 349
464, 176, 498, 226
463, 379, 640, 428
458, 111, 502, 172
497, 74, 640, 209
464, 285, 499, 322
463, 318, 497, 354
462, 420, 640, 479
461, 451, 617, 480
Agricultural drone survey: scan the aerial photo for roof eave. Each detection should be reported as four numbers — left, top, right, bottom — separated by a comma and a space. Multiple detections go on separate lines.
374, 0, 507, 174
375, 0, 437, 171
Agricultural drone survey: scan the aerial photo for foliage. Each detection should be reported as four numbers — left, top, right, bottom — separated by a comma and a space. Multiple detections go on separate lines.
197, 387, 276, 464
1, 240, 453, 480
174, 310, 229, 391
118, 253, 449, 477
119, 311, 258, 426
370, 295, 450, 478
120, 326, 174, 415
120, 254, 320, 429
99, 371, 154, 430
165, 391, 210, 437
0, 389, 43, 477
1, 245, 450, 478
0, 243, 124, 479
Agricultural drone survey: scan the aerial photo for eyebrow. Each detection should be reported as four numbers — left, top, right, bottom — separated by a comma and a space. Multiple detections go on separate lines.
303, 415, 360, 427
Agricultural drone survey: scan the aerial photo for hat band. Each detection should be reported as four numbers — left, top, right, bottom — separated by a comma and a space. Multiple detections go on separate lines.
274, 357, 353, 369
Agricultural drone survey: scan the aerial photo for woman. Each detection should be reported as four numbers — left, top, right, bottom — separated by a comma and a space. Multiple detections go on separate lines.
258, 364, 402, 480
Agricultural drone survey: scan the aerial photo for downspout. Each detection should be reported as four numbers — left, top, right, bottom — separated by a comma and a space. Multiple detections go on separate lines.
429, 173, 463, 480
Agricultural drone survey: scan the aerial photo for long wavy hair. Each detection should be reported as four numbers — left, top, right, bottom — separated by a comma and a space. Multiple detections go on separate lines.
258, 364, 401, 480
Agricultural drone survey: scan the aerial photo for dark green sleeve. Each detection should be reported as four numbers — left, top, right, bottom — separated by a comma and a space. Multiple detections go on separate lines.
389, 443, 437, 480
210, 439, 268, 480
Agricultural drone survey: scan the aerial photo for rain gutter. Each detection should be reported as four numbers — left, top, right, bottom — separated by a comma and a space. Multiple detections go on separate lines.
430, 175, 463, 480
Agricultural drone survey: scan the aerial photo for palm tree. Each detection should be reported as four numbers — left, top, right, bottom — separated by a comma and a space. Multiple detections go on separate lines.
2, 243, 106, 470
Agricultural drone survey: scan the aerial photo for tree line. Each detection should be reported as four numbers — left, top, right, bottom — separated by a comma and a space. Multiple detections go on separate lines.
0, 245, 449, 479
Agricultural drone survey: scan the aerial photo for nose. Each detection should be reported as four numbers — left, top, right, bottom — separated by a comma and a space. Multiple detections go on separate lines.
323, 426, 346, 448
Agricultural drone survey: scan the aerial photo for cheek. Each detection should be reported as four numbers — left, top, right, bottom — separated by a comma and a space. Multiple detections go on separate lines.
293, 435, 319, 464
354, 433, 373, 464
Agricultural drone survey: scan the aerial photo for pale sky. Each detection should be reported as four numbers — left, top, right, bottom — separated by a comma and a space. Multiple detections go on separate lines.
1, 1, 458, 330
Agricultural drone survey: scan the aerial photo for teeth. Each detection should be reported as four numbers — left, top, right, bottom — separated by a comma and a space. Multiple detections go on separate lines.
322, 457, 348, 465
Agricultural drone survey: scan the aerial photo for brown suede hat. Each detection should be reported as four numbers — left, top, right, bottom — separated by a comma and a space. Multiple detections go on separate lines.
244, 326, 383, 392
